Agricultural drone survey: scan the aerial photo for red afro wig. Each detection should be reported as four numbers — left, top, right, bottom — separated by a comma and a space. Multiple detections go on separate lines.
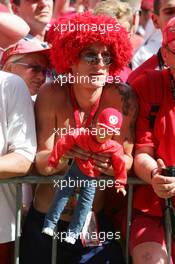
48, 12, 132, 76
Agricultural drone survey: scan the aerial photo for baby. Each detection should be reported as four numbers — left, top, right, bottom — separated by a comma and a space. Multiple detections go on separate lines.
42, 108, 127, 244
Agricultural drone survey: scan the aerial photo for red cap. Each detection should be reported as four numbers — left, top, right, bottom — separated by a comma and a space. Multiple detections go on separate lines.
162, 17, 175, 50
141, 0, 153, 10
1, 39, 50, 65
97, 108, 122, 134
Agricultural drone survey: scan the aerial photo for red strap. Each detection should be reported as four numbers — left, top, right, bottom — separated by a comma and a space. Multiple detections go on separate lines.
144, 69, 164, 105
70, 86, 101, 128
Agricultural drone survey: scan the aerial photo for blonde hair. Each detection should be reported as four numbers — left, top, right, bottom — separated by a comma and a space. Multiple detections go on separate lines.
93, 0, 133, 32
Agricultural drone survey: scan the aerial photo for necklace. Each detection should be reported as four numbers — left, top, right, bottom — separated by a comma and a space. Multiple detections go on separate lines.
69, 86, 102, 128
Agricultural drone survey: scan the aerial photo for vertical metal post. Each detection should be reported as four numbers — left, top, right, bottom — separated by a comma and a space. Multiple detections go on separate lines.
125, 184, 133, 264
51, 226, 58, 264
165, 199, 172, 264
14, 183, 22, 264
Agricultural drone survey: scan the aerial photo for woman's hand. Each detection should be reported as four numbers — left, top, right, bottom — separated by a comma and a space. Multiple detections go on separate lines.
151, 159, 175, 198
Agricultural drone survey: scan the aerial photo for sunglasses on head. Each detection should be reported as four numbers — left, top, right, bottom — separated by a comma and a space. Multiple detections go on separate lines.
80, 52, 113, 66
14, 62, 48, 75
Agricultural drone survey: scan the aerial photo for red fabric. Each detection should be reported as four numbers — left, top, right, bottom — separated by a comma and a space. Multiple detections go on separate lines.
129, 211, 175, 263
48, 128, 127, 189
0, 242, 14, 264
131, 69, 175, 217
119, 66, 132, 83
127, 54, 158, 84
162, 17, 175, 49
141, 0, 154, 11
129, 211, 167, 251
1, 39, 50, 66
48, 12, 132, 76
97, 108, 122, 132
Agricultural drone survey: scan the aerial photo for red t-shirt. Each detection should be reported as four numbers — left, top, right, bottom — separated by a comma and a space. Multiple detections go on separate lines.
127, 54, 159, 84
131, 69, 175, 216
48, 128, 127, 189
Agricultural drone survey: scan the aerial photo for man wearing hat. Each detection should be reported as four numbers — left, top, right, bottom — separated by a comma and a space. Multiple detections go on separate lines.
0, 12, 37, 264
129, 16, 175, 264
1, 39, 50, 99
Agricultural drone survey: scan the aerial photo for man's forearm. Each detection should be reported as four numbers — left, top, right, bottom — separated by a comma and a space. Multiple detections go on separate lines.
134, 153, 157, 184
35, 150, 68, 176
0, 152, 32, 178
124, 153, 133, 171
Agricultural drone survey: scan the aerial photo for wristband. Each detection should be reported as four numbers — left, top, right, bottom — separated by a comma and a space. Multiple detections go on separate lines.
151, 168, 158, 179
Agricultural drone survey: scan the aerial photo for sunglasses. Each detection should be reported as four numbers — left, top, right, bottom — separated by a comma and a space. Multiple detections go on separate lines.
80, 52, 113, 66
14, 62, 48, 75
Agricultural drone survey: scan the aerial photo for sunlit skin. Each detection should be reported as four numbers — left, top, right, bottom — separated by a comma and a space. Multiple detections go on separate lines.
4, 53, 48, 95
71, 43, 111, 92
12, 0, 53, 40
153, 0, 175, 30
95, 125, 113, 143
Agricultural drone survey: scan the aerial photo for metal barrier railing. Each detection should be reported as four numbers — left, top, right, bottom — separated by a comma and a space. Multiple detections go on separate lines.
0, 175, 171, 264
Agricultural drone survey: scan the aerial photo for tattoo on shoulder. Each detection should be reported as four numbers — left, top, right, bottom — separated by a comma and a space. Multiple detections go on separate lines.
117, 83, 138, 116
117, 84, 139, 143
128, 101, 138, 142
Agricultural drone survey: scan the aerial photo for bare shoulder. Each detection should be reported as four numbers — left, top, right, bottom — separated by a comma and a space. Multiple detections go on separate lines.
35, 82, 68, 111
109, 83, 138, 116
104, 83, 138, 145
34, 82, 69, 147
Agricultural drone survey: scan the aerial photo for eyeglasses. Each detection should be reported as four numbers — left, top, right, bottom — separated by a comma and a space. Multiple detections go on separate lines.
80, 52, 113, 66
14, 62, 48, 75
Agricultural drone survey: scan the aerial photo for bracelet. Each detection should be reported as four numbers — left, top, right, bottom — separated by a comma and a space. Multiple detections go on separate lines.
151, 168, 158, 179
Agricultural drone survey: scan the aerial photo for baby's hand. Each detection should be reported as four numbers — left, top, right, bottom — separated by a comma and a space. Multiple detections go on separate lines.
59, 157, 69, 164
116, 188, 127, 196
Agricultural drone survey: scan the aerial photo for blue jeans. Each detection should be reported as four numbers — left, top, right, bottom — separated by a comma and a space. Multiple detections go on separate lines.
43, 161, 96, 239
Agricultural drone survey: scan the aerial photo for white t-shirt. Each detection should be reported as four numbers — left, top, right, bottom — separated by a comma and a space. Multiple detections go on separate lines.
0, 71, 37, 243
132, 19, 162, 70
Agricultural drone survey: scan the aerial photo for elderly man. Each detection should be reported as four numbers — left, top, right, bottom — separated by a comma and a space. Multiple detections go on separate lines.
0, 18, 37, 264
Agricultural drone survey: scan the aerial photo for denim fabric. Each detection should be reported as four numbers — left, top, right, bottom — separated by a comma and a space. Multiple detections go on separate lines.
20, 205, 125, 264
43, 161, 96, 239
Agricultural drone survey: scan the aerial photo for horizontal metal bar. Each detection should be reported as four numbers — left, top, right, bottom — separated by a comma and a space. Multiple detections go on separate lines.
0, 175, 146, 185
